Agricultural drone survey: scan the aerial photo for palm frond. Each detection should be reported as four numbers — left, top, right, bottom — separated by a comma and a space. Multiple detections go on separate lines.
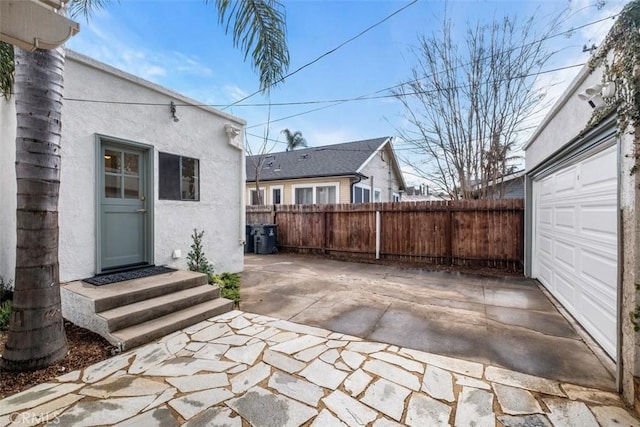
0, 42, 14, 100
213, 0, 289, 93
68, 0, 113, 19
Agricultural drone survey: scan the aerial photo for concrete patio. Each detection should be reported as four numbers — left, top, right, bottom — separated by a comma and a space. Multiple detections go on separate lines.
1, 310, 637, 426
241, 254, 616, 392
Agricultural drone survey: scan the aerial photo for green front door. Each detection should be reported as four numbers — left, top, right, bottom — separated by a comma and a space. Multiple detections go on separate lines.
100, 144, 148, 270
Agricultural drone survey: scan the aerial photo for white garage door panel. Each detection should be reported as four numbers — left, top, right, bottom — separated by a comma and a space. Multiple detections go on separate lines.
533, 144, 618, 360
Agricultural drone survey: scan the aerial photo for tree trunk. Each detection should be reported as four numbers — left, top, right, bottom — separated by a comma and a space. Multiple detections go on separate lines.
0, 46, 68, 371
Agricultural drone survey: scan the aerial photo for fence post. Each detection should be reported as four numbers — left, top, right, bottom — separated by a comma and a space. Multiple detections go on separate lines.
375, 210, 381, 260
447, 208, 453, 265
323, 210, 328, 254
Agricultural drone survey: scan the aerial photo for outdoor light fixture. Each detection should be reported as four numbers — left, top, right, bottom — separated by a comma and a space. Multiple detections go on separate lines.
170, 102, 179, 123
577, 82, 615, 112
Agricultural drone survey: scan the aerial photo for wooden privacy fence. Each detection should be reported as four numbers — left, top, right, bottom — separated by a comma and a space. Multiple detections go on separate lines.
246, 199, 524, 269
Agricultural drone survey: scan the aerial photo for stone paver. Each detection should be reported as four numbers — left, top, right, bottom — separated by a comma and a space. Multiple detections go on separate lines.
363, 359, 420, 391
493, 383, 542, 415
361, 378, 411, 421
423, 365, 454, 402
226, 386, 317, 427
166, 373, 228, 392
406, 393, 452, 427
1, 310, 638, 427
169, 388, 234, 420
268, 371, 324, 406
543, 398, 599, 427
344, 369, 373, 397
455, 387, 495, 427
323, 390, 378, 427
300, 359, 349, 390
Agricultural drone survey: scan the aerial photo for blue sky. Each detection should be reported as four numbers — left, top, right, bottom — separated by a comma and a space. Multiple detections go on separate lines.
66, 0, 626, 185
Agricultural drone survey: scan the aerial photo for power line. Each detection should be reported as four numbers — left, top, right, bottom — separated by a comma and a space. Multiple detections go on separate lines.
245, 62, 587, 129
220, 0, 419, 111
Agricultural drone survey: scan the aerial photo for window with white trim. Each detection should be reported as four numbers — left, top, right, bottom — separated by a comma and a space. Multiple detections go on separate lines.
293, 182, 339, 205
316, 186, 336, 204
392, 192, 401, 202
353, 184, 371, 203
271, 186, 283, 205
249, 188, 265, 205
374, 189, 382, 202
294, 187, 313, 204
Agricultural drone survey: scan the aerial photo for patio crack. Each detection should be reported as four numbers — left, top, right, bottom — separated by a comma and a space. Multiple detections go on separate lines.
363, 302, 392, 340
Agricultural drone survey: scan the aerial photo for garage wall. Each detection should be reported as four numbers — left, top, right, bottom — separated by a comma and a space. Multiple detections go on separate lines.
525, 59, 640, 407
524, 66, 604, 171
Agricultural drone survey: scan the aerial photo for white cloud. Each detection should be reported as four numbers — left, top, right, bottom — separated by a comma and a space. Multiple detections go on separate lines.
224, 85, 250, 102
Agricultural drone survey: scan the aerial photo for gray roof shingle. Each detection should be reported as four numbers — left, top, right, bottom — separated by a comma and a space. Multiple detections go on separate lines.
246, 137, 390, 181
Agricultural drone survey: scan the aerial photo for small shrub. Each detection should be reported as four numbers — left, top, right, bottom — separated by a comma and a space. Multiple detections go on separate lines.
210, 272, 241, 306
0, 276, 13, 303
187, 229, 214, 275
0, 300, 11, 330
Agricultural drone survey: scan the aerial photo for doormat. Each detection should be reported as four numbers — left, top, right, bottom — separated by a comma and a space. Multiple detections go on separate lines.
83, 266, 176, 286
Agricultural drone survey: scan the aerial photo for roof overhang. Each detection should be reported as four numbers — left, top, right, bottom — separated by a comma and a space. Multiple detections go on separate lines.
0, 0, 79, 52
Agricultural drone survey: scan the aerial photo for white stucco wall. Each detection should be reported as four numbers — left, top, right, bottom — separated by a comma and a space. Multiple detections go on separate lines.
1, 51, 246, 283
524, 66, 604, 170
0, 97, 17, 286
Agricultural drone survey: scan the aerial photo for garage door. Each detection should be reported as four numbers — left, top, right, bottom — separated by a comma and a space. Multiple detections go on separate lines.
532, 144, 618, 360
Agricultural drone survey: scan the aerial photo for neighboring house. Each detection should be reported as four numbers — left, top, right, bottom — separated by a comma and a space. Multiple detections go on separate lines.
471, 170, 525, 199
245, 137, 406, 205
402, 185, 449, 202
524, 58, 639, 404
0, 50, 246, 284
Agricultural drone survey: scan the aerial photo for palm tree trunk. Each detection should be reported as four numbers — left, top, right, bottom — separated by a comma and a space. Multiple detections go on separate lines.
0, 46, 68, 371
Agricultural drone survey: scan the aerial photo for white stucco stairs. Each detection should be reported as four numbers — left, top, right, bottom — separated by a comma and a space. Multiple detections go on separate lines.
60, 270, 233, 351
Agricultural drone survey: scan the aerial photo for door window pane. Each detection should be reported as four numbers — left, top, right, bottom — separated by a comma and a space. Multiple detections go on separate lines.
105, 175, 121, 198
104, 150, 121, 173
316, 186, 336, 204
124, 152, 139, 175
124, 176, 139, 199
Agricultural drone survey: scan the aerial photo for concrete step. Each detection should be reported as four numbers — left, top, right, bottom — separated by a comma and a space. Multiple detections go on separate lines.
99, 284, 221, 332
64, 270, 209, 312
111, 297, 234, 350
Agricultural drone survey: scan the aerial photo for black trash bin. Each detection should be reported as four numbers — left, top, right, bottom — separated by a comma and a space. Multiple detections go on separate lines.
245, 225, 256, 253
253, 224, 278, 254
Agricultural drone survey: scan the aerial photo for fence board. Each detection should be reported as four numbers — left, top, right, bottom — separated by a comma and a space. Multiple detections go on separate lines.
246, 199, 524, 269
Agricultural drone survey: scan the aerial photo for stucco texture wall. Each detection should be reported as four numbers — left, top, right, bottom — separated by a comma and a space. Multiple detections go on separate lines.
525, 66, 604, 170
2, 51, 246, 283
0, 98, 17, 286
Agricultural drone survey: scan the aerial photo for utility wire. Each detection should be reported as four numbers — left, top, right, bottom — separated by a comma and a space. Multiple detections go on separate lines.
245, 62, 587, 129
60, 12, 617, 127
220, 0, 419, 111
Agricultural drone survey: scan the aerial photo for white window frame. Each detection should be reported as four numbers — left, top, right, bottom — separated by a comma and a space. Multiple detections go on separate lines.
374, 189, 382, 202
353, 183, 381, 203
270, 185, 284, 205
248, 187, 266, 205
392, 192, 401, 202
292, 182, 340, 204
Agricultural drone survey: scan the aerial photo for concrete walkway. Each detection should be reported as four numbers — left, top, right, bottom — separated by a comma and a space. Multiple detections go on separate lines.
0, 310, 637, 426
241, 254, 615, 391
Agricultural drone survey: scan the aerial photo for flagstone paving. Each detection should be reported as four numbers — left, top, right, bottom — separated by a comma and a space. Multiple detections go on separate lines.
1, 310, 638, 426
